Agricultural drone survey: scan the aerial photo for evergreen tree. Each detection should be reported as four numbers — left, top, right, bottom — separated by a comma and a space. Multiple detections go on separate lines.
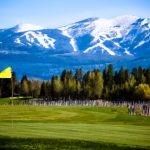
124, 69, 130, 81
107, 64, 114, 89
93, 70, 103, 98
40, 82, 46, 98
45, 81, 51, 99
132, 67, 138, 81
83, 71, 92, 98
0, 78, 11, 97
83, 70, 103, 99
76, 80, 81, 98
119, 67, 125, 84
61, 70, 67, 82
137, 66, 146, 84
52, 76, 63, 99
145, 67, 150, 85
30, 80, 41, 98
12, 72, 19, 96
68, 78, 76, 99
75, 68, 83, 82
103, 67, 108, 87
20, 75, 29, 96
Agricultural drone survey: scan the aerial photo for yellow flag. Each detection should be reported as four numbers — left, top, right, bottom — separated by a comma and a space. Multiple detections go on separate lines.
0, 67, 12, 78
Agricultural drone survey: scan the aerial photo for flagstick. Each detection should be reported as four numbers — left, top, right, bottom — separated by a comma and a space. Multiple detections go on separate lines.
11, 70, 13, 128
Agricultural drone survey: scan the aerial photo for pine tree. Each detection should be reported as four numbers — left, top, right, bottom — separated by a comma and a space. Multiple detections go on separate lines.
40, 82, 46, 98
132, 67, 138, 81
12, 72, 19, 96
76, 80, 81, 98
107, 64, 114, 89
20, 75, 29, 96
145, 67, 150, 85
52, 76, 63, 99
68, 78, 76, 99
0, 78, 11, 97
75, 68, 83, 82
137, 66, 146, 84
83, 71, 92, 98
61, 70, 67, 82
30, 80, 41, 98
45, 81, 51, 99
119, 67, 125, 84
93, 70, 103, 98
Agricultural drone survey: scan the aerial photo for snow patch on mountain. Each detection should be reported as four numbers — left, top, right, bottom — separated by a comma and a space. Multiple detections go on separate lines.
113, 42, 121, 48
0, 50, 29, 54
134, 41, 145, 49
15, 24, 43, 32
60, 28, 78, 51
84, 42, 116, 56
124, 49, 133, 56
21, 31, 55, 49
15, 38, 24, 45
141, 18, 150, 26
91, 15, 138, 42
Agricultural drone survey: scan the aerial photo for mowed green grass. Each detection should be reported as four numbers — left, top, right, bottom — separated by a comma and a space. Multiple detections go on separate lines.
0, 105, 150, 149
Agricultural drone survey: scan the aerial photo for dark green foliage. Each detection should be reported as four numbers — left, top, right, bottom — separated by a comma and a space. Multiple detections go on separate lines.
75, 68, 83, 82
40, 82, 46, 97
145, 67, 150, 84
134, 84, 150, 100
0, 72, 19, 97
83, 70, 103, 99
29, 80, 41, 98
0, 65, 150, 101
102, 64, 114, 99
51, 76, 63, 99
107, 64, 114, 89
20, 75, 30, 96
12, 72, 19, 96
0, 78, 11, 97
0, 137, 147, 150
137, 66, 146, 84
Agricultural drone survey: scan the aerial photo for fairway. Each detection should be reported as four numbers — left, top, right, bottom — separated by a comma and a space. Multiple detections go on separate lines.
0, 105, 150, 149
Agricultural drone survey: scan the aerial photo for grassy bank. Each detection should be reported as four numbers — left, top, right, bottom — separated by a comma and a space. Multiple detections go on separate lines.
0, 105, 149, 149
0, 97, 34, 105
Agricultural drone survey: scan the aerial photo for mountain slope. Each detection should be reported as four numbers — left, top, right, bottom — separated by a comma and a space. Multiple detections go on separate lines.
59, 15, 150, 56
0, 15, 150, 79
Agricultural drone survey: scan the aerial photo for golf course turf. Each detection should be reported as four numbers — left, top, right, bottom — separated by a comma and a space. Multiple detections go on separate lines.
0, 105, 149, 149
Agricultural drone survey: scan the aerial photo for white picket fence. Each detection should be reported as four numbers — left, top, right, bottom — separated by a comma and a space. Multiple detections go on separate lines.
27, 99, 148, 107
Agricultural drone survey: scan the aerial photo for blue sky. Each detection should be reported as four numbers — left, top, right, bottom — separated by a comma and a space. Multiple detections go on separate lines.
0, 0, 150, 28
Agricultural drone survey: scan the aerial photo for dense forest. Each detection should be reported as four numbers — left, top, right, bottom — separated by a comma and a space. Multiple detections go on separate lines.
0, 64, 150, 101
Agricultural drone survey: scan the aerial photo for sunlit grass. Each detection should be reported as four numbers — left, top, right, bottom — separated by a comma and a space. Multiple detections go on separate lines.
0, 105, 149, 149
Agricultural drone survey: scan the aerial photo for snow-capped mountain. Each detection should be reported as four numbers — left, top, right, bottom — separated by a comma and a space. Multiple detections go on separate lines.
0, 15, 150, 79
12, 23, 43, 32
59, 15, 150, 56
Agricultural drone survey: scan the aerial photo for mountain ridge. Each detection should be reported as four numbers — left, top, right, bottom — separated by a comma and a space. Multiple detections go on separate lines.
0, 15, 150, 79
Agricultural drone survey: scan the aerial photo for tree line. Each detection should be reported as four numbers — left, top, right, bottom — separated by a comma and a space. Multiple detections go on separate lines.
0, 65, 150, 101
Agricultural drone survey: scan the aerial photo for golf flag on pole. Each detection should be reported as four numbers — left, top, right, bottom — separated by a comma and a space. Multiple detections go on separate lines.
0, 66, 12, 78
